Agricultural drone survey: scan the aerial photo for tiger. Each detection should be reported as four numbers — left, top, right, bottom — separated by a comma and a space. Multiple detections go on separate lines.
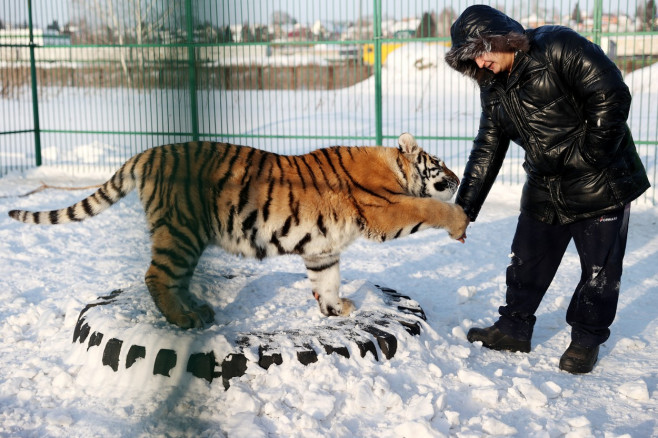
8, 132, 468, 329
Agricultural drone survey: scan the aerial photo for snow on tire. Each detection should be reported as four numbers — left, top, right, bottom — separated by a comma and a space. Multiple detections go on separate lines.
68, 273, 428, 389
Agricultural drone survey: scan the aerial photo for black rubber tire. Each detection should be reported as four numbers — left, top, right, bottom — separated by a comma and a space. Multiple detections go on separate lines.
69, 273, 427, 389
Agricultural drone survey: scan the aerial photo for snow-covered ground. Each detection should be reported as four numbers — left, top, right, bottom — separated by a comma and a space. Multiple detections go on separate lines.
1, 43, 657, 437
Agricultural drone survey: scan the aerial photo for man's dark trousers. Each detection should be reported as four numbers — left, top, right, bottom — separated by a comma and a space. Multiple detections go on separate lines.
494, 204, 630, 348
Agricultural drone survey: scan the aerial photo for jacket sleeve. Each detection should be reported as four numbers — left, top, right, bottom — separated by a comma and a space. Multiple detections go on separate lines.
548, 27, 632, 168
456, 95, 510, 222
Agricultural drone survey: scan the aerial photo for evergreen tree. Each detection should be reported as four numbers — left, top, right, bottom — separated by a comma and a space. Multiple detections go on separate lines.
571, 2, 582, 23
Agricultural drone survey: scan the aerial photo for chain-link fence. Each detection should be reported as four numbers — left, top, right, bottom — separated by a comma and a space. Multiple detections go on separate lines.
1, 0, 656, 202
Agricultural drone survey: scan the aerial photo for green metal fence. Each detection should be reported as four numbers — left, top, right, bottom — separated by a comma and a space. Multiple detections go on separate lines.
1, 0, 656, 203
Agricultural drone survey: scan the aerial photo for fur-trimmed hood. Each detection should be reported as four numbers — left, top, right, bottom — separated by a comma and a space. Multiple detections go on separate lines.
445, 5, 530, 83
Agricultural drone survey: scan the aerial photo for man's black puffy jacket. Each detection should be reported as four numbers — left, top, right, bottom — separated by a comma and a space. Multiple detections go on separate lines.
445, 5, 649, 224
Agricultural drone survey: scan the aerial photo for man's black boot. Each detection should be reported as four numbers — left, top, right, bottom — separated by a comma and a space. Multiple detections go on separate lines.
559, 342, 599, 374
467, 325, 531, 353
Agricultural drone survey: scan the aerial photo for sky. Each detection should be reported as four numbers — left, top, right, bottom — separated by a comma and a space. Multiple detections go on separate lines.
210, 0, 640, 26
2, 0, 642, 30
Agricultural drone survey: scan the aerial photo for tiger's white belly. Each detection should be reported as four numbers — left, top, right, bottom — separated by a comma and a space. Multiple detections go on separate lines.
214, 220, 361, 260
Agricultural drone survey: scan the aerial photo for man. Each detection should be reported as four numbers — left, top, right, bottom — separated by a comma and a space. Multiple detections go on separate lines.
445, 5, 650, 373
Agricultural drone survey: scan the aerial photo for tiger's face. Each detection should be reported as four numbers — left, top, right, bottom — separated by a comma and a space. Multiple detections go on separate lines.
421, 152, 460, 201
397, 132, 460, 202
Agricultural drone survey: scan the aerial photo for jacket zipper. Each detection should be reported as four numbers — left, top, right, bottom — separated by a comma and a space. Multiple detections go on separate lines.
496, 83, 569, 219
496, 85, 537, 165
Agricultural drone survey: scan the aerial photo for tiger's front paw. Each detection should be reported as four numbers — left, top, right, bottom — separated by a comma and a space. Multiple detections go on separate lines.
447, 204, 469, 240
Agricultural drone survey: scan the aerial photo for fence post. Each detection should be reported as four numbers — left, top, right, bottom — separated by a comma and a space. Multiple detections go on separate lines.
27, 0, 42, 166
185, 0, 200, 141
592, 0, 603, 46
373, 0, 383, 146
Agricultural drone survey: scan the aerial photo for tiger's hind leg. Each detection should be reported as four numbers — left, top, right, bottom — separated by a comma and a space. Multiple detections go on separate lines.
303, 254, 355, 317
145, 225, 215, 329
177, 268, 216, 324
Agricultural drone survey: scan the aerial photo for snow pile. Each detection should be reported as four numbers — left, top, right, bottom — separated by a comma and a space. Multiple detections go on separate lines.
625, 60, 658, 94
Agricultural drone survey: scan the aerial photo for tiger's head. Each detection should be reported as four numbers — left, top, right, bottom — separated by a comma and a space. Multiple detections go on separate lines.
398, 132, 460, 201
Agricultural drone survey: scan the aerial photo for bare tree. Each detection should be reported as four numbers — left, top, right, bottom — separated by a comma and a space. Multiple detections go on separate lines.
644, 0, 657, 30
437, 7, 457, 37
636, 0, 657, 30
73, 0, 177, 87
271, 11, 297, 26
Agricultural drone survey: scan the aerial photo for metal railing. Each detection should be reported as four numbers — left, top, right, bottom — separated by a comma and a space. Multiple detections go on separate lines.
1, 0, 656, 203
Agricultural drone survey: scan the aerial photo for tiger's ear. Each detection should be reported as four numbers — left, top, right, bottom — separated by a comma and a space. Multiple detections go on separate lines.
398, 132, 420, 158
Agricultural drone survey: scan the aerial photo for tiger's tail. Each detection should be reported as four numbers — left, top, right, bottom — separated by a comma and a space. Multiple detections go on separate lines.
8, 154, 139, 225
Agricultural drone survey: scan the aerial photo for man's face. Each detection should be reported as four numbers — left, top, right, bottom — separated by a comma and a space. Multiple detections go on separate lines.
474, 52, 515, 74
